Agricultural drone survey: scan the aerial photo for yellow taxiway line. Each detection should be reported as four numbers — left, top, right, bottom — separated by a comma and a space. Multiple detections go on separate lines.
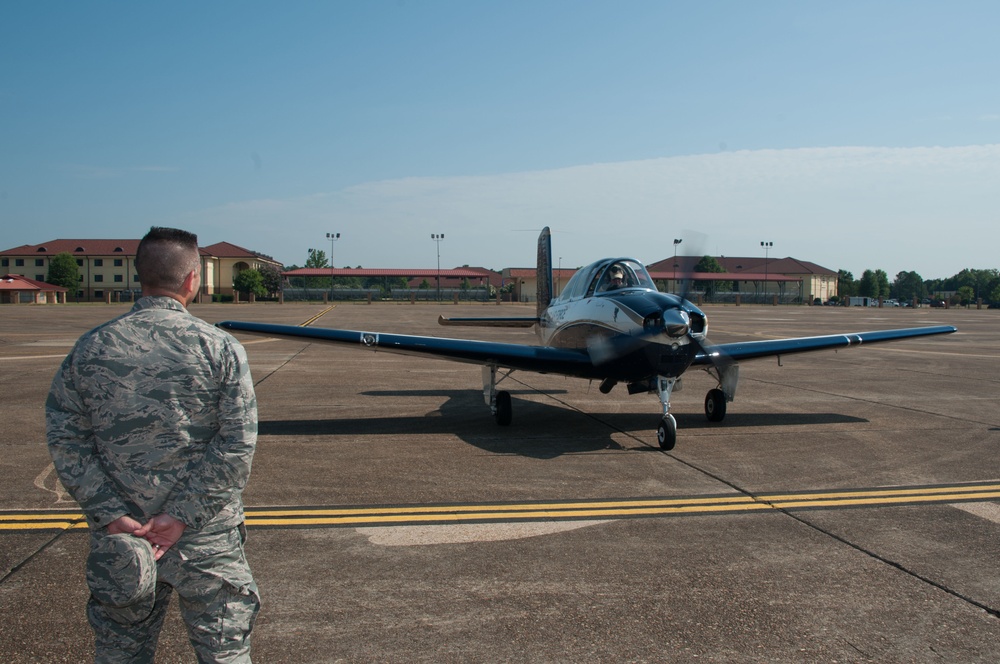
3, 482, 999, 532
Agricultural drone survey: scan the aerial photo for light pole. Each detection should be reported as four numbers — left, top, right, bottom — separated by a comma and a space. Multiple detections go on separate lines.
431, 233, 444, 301
761, 241, 773, 304
673, 238, 682, 292
326, 232, 340, 298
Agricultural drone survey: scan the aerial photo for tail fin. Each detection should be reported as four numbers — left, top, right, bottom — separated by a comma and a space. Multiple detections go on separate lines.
536, 226, 553, 316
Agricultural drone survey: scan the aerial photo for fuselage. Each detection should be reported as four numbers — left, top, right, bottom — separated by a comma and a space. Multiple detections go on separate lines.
537, 258, 708, 382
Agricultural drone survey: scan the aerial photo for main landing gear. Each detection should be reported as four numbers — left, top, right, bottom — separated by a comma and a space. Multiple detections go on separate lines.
483, 365, 513, 426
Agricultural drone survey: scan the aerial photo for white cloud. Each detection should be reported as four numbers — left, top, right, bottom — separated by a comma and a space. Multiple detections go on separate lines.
182, 144, 1000, 279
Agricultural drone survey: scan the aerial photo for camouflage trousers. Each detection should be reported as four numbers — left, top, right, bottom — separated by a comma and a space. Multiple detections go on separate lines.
88, 524, 260, 664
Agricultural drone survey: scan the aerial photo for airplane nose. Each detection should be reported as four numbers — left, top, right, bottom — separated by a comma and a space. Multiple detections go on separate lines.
661, 309, 690, 338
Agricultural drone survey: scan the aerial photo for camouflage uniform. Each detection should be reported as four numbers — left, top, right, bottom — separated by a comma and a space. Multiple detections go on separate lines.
46, 296, 260, 663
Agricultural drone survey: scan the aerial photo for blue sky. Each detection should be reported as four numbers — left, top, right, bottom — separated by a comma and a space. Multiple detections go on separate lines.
2, 1, 998, 279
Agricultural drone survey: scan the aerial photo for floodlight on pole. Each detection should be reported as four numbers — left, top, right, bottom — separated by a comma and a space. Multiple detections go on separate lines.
431, 234, 445, 300
326, 232, 340, 298
761, 241, 773, 304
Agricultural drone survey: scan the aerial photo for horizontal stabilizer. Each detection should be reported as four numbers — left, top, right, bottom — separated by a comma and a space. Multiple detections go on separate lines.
438, 315, 538, 328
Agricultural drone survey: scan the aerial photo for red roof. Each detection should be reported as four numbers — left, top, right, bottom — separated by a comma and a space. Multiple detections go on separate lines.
0, 274, 68, 292
1, 239, 280, 265
201, 241, 279, 263
0, 239, 140, 256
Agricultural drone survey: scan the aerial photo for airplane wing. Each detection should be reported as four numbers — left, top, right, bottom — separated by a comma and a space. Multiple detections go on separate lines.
693, 325, 956, 365
216, 320, 596, 376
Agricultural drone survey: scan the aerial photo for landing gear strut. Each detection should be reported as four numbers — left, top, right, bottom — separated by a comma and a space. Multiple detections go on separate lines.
483, 365, 513, 426
655, 376, 679, 451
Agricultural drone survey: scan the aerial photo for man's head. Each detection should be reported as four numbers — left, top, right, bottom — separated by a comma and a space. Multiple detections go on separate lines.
135, 227, 201, 304
608, 266, 625, 288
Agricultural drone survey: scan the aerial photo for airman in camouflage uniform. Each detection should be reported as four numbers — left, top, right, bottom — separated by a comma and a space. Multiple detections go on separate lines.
46, 227, 260, 663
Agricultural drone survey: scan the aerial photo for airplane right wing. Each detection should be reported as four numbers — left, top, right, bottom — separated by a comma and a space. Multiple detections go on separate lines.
693, 325, 957, 365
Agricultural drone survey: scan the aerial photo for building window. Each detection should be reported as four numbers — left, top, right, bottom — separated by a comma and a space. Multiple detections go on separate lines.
114, 274, 123, 283
94, 275, 104, 283
94, 259, 104, 267
15, 259, 24, 267
114, 258, 123, 267
36, 258, 45, 266
134, 275, 141, 282
1, 259, 7, 267
76, 259, 84, 267
94, 290, 104, 299
36, 274, 45, 281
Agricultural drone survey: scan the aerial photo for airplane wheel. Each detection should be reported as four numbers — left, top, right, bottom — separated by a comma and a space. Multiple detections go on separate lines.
657, 414, 677, 451
705, 389, 727, 422
495, 390, 512, 426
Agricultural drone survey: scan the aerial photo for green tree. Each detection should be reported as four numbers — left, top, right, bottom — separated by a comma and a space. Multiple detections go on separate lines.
233, 269, 266, 299
858, 269, 890, 299
693, 255, 726, 298
418, 279, 431, 290
258, 265, 282, 296
47, 252, 80, 291
305, 250, 328, 268
304, 250, 331, 289
837, 270, 857, 298
891, 271, 927, 303
990, 284, 1000, 305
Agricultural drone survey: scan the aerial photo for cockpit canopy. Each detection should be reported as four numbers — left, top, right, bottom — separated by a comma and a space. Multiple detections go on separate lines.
556, 258, 657, 301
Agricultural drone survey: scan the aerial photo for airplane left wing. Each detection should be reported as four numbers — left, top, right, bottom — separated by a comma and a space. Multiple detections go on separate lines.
693, 325, 956, 365
216, 320, 596, 376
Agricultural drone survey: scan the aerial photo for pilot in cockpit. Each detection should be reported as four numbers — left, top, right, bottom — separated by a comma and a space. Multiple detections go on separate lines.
602, 265, 627, 291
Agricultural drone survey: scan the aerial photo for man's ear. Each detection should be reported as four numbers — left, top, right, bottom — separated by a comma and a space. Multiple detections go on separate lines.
180, 269, 200, 303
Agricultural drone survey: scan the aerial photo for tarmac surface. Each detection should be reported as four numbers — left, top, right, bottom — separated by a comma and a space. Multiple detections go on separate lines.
1, 300, 998, 662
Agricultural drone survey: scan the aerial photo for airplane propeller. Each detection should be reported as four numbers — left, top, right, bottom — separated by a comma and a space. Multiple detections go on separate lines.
672, 233, 736, 381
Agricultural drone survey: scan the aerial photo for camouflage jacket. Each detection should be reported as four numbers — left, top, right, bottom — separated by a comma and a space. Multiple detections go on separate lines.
46, 296, 257, 533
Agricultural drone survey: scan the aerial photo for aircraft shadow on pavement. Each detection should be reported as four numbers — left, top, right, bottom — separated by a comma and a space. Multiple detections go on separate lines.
257, 389, 868, 459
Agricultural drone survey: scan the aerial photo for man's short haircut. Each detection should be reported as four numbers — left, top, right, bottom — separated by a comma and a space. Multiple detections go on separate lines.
135, 227, 201, 292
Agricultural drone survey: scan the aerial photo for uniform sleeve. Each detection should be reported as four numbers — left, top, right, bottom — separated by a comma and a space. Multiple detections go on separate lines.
45, 354, 130, 527
162, 339, 258, 529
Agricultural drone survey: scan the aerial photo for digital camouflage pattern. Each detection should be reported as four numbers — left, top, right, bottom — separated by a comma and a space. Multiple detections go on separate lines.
86, 533, 157, 613
46, 296, 257, 532
88, 526, 260, 663
46, 295, 260, 662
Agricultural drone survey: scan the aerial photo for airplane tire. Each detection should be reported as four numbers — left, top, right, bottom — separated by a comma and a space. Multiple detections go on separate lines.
495, 390, 513, 426
705, 389, 727, 422
657, 414, 677, 451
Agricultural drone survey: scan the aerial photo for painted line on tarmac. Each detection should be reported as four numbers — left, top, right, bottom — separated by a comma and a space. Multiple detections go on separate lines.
300, 306, 335, 327
4, 481, 1000, 532
0, 354, 69, 361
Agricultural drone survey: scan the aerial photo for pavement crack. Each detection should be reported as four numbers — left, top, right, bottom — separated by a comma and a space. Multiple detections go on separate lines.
669, 453, 1000, 622
0, 522, 84, 587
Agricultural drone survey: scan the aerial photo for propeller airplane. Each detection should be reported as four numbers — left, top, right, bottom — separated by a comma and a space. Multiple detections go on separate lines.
218, 227, 956, 451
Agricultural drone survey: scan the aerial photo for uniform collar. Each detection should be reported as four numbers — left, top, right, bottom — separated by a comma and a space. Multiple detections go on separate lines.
132, 295, 187, 312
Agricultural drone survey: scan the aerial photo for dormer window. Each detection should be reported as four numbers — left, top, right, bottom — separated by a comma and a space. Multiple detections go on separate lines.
37, 247, 47, 252
114, 247, 124, 252
75, 246, 85, 252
